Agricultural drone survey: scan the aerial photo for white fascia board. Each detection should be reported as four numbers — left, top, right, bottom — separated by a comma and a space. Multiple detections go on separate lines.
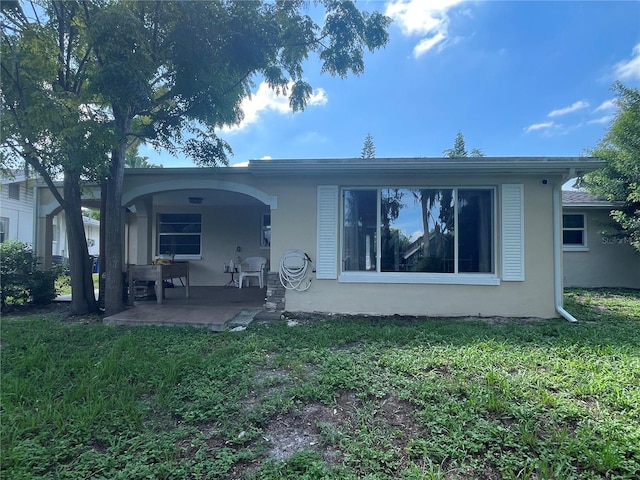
247, 157, 605, 176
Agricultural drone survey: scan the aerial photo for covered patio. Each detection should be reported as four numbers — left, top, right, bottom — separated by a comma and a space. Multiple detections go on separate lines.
103, 286, 272, 331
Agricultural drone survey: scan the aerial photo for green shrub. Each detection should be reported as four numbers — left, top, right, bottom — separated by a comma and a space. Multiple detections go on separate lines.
0, 240, 61, 310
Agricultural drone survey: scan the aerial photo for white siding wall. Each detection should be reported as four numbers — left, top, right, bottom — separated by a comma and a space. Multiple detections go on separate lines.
0, 180, 35, 245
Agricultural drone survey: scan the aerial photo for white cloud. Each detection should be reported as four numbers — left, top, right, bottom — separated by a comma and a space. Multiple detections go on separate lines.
587, 115, 614, 125
232, 155, 271, 167
413, 32, 447, 57
385, 0, 466, 58
547, 100, 589, 118
524, 122, 555, 133
614, 43, 640, 81
594, 99, 616, 113
222, 81, 327, 133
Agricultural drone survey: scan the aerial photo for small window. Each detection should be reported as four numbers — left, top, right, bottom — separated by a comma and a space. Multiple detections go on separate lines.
0, 217, 8, 243
8, 183, 20, 200
261, 213, 271, 248
563, 213, 586, 249
158, 213, 202, 255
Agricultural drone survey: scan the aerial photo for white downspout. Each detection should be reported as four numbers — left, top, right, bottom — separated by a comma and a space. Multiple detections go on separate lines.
553, 171, 577, 322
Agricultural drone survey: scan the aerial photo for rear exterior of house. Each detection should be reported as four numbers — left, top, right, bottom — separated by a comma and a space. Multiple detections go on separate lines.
257, 159, 582, 318
77, 156, 600, 319
562, 191, 640, 289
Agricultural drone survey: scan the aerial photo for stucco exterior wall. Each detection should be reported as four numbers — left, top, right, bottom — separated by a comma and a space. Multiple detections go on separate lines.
266, 173, 560, 318
148, 204, 269, 286
563, 208, 640, 289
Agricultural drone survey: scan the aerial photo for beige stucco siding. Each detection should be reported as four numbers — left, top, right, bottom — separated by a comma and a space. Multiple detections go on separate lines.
143, 204, 269, 287
268, 174, 560, 318
563, 208, 640, 288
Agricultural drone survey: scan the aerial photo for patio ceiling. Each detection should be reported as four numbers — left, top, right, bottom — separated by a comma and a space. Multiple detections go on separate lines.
152, 188, 265, 207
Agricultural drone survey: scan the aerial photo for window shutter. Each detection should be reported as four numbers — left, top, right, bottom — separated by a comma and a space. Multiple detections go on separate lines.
316, 185, 338, 279
501, 184, 525, 281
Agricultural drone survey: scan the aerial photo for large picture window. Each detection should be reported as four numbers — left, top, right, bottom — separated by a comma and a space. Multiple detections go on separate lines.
158, 213, 201, 255
342, 188, 494, 275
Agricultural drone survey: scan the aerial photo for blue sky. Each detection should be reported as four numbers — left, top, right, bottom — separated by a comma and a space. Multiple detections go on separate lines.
140, 0, 640, 167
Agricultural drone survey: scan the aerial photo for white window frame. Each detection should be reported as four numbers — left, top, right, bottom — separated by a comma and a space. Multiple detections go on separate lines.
157, 213, 202, 259
8, 183, 20, 200
338, 186, 500, 286
562, 212, 588, 251
0, 217, 8, 243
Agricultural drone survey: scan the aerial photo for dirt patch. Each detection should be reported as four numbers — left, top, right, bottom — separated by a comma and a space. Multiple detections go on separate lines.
258, 391, 425, 467
258, 392, 357, 461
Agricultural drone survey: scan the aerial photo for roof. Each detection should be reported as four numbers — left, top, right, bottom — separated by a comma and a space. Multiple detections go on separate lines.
562, 190, 617, 208
245, 156, 604, 177
122, 156, 604, 178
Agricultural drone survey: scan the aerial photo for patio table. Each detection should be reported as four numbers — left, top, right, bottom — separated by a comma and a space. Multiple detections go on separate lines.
128, 261, 190, 305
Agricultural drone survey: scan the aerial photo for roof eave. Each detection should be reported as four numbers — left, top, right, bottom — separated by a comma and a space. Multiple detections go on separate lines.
247, 157, 604, 176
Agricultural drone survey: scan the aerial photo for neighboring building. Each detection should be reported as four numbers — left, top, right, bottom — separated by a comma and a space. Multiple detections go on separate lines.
35, 157, 606, 319
50, 214, 100, 259
562, 191, 639, 289
0, 173, 35, 246
1, 173, 100, 262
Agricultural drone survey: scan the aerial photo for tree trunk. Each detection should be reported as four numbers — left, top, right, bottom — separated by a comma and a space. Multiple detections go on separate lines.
104, 111, 131, 316
98, 180, 107, 311
420, 191, 432, 259
63, 172, 98, 315
104, 147, 127, 316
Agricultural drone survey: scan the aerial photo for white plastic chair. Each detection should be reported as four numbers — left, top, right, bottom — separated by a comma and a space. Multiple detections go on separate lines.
237, 256, 267, 289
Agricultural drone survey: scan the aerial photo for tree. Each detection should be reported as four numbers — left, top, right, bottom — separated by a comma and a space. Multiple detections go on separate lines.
582, 82, 640, 251
1, 1, 111, 314
125, 146, 162, 169
89, 1, 390, 315
411, 132, 484, 266
361, 133, 376, 159
3, 1, 390, 316
443, 131, 484, 158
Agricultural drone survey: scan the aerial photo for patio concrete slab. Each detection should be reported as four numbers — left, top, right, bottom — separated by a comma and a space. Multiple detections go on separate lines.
103, 286, 266, 331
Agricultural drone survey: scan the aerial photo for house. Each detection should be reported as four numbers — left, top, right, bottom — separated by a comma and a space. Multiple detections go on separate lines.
0, 172, 35, 245
1, 173, 100, 263
562, 191, 639, 289
35, 157, 606, 319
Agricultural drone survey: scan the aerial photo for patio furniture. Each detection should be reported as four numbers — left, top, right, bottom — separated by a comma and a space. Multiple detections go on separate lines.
128, 261, 190, 305
224, 262, 239, 287
237, 256, 267, 289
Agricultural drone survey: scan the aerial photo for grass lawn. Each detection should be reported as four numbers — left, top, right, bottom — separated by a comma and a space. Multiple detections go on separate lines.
1, 289, 639, 479
55, 274, 100, 297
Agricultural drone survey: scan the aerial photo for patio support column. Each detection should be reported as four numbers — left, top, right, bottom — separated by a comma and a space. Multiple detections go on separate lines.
131, 198, 153, 265
42, 214, 54, 270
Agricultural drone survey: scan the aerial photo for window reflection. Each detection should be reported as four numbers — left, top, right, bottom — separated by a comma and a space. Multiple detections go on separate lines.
381, 189, 455, 273
343, 190, 377, 271
343, 187, 494, 274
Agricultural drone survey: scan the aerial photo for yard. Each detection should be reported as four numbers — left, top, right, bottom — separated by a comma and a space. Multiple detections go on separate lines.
1, 289, 639, 479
